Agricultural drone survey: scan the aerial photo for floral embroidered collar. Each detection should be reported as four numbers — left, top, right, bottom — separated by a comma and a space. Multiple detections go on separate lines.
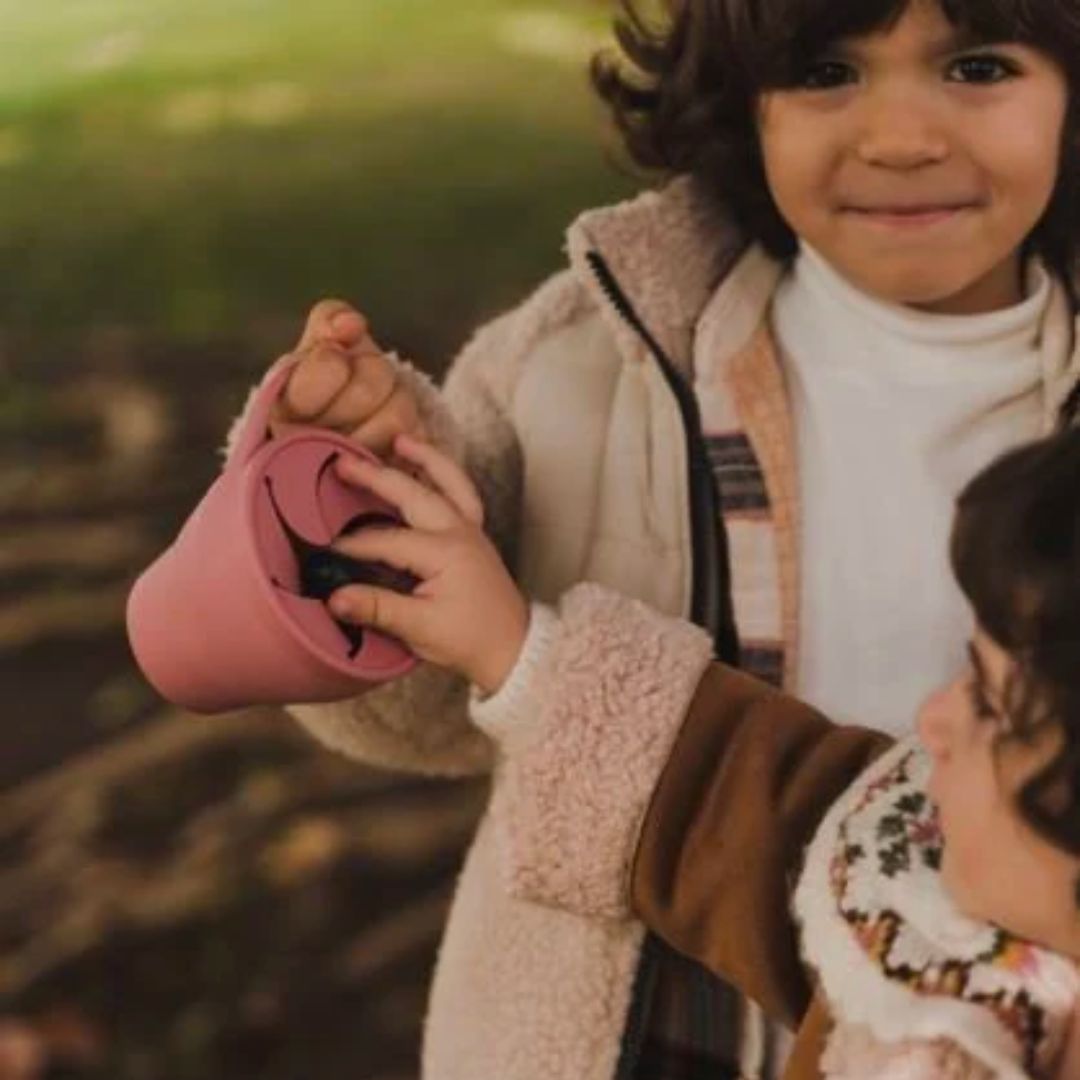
794, 738, 1080, 1079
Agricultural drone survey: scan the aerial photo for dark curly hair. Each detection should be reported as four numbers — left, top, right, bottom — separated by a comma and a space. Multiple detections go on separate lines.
950, 425, 1080, 884
592, 0, 1080, 292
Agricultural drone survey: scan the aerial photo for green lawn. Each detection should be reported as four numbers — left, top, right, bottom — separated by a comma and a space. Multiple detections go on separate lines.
0, 0, 637, 360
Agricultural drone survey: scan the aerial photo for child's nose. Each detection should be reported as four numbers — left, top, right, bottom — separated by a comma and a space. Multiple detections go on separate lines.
855, 94, 949, 169
916, 685, 956, 761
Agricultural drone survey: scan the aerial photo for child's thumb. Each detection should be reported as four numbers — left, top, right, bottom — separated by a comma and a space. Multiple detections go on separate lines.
299, 299, 368, 350
273, 346, 351, 424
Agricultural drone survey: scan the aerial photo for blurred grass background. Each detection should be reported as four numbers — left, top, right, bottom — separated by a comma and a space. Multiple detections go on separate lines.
0, 0, 633, 357
0, 2, 638, 1076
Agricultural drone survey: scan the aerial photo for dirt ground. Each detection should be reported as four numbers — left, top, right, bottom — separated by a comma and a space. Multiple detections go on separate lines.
1, 338, 485, 1079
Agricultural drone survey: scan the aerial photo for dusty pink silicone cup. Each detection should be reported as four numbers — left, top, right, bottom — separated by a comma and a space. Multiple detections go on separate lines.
125, 359, 417, 714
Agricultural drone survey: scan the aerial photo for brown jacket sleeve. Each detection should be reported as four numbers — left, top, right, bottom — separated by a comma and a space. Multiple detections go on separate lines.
631, 662, 892, 1029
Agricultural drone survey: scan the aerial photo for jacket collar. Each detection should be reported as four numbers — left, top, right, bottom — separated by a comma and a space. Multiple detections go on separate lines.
795, 737, 1080, 1080
564, 176, 750, 379
565, 176, 1080, 418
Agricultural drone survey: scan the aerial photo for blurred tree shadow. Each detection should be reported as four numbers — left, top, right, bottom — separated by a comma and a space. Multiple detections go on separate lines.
0, 1, 636, 1075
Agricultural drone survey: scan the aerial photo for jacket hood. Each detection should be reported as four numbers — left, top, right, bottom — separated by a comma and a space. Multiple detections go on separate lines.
564, 176, 750, 378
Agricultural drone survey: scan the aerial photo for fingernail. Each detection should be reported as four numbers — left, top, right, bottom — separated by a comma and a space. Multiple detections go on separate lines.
329, 594, 352, 617
331, 532, 364, 551
331, 311, 358, 331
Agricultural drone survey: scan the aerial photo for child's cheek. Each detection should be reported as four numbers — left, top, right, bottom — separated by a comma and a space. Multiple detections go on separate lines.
932, 768, 979, 912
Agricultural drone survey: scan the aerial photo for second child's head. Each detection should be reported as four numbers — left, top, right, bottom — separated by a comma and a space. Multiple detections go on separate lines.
915, 426, 1080, 958
594, 0, 1080, 315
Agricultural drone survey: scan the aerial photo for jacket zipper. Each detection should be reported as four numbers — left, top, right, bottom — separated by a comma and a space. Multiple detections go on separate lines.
585, 251, 740, 663
586, 250, 740, 1080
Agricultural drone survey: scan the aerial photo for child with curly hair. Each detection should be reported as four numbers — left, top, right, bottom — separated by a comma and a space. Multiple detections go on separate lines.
223, 0, 1080, 1074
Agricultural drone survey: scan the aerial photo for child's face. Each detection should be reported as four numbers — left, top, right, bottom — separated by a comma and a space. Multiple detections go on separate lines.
757, 0, 1069, 315
917, 631, 1080, 956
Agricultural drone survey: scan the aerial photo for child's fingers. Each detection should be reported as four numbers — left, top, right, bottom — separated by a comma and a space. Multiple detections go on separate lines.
331, 524, 442, 580
298, 299, 369, 350
328, 581, 419, 645
335, 455, 458, 532
332, 518, 442, 578
312, 348, 397, 432
275, 343, 351, 423
392, 434, 484, 527
347, 383, 424, 457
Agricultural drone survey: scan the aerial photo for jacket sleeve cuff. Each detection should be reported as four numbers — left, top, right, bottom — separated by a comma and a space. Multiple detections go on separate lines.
484, 582, 715, 921
468, 603, 561, 737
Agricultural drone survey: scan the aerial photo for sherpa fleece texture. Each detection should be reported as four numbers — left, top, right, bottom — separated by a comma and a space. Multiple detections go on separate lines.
414, 583, 715, 1080
473, 586, 714, 920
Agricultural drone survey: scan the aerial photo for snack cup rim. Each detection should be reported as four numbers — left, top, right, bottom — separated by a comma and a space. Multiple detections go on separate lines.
244, 430, 416, 681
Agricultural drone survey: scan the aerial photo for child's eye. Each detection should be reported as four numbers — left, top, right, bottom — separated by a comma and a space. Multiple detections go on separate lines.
948, 54, 1020, 85
797, 60, 858, 91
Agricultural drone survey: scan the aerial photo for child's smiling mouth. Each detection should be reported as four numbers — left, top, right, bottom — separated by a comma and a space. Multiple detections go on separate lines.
843, 203, 978, 229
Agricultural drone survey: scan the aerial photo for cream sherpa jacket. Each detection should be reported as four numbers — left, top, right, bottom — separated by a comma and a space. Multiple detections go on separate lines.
222, 177, 1080, 1080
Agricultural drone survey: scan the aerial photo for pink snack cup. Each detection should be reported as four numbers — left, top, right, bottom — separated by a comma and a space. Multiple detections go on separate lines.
126, 358, 418, 714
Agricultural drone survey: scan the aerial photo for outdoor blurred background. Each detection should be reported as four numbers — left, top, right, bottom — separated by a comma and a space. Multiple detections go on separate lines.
1, 1, 637, 1076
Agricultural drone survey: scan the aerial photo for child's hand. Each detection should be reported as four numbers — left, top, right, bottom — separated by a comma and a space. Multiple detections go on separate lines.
328, 434, 530, 696
269, 299, 428, 457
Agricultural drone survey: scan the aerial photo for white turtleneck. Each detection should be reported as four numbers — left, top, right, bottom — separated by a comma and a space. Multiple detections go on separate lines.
771, 242, 1054, 736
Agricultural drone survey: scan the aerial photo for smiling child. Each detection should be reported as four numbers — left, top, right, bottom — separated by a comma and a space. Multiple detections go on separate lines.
224, 0, 1080, 1074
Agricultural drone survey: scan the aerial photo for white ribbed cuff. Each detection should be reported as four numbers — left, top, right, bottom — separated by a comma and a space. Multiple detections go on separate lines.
469, 602, 561, 739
